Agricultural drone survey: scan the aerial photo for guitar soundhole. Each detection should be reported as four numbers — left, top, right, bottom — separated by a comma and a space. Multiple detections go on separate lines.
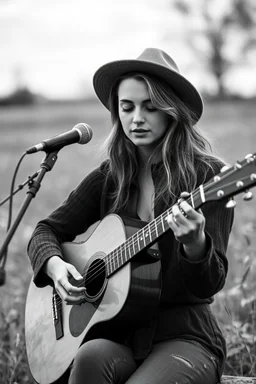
84, 258, 107, 301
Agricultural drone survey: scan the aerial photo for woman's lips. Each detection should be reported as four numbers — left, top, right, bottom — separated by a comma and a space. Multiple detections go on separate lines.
132, 129, 149, 133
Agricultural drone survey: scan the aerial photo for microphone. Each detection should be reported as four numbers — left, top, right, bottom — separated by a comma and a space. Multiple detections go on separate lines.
26, 123, 93, 154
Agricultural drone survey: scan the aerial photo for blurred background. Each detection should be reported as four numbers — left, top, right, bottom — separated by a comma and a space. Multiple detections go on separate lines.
0, 0, 256, 382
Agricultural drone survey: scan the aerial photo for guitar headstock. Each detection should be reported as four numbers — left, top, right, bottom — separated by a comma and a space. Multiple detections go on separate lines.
204, 153, 256, 204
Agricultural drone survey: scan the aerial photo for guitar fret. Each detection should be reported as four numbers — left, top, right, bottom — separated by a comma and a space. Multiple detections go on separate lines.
190, 191, 195, 208
136, 231, 139, 250
144, 229, 149, 245
132, 238, 135, 256
114, 251, 118, 270
148, 222, 153, 242
139, 234, 143, 249
112, 254, 116, 272
132, 233, 136, 254
142, 227, 146, 247
120, 249, 124, 266
124, 243, 128, 262
161, 215, 165, 232
128, 244, 132, 260
155, 219, 159, 238
107, 255, 112, 274
115, 254, 119, 270
148, 225, 152, 242
199, 184, 205, 203
106, 255, 110, 274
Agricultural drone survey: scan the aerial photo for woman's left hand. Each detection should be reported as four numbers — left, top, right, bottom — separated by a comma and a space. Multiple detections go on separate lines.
167, 192, 206, 257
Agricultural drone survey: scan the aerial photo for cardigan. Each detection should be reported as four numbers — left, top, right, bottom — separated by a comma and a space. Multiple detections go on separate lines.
27, 159, 234, 379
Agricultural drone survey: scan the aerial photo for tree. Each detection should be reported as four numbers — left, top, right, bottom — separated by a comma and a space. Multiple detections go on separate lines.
0, 87, 36, 106
171, 0, 256, 98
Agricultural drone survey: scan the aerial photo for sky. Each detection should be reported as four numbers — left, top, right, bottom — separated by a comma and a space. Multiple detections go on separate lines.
0, 0, 255, 99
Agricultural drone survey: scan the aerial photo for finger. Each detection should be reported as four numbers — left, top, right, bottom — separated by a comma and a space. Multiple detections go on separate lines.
179, 201, 204, 220
172, 204, 188, 225
166, 205, 180, 228
65, 293, 87, 305
56, 284, 86, 305
179, 191, 190, 200
67, 264, 84, 281
63, 279, 86, 295
179, 200, 195, 219
172, 213, 178, 226
66, 265, 86, 294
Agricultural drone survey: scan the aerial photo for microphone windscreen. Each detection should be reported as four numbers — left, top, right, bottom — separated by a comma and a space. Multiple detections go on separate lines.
73, 123, 93, 144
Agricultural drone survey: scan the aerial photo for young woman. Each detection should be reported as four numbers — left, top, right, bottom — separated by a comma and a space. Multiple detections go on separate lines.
27, 48, 234, 384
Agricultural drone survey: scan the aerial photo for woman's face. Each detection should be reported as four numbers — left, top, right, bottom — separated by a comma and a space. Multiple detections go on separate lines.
117, 77, 169, 151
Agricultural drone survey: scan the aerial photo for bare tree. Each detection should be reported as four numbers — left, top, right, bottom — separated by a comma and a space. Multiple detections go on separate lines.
171, 0, 256, 98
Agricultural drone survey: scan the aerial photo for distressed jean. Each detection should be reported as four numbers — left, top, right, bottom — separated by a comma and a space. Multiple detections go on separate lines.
68, 338, 219, 384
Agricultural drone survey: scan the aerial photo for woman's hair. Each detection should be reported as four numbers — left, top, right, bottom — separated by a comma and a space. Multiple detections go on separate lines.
103, 73, 223, 213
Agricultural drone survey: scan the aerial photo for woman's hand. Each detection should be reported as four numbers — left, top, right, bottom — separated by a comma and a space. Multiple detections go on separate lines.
43, 256, 86, 304
167, 192, 207, 260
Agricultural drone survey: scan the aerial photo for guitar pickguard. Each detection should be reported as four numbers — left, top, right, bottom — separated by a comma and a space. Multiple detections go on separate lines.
69, 301, 98, 337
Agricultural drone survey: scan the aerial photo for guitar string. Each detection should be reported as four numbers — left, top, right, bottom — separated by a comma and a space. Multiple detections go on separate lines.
55, 177, 230, 308
51, 162, 256, 312
67, 172, 242, 291
52, 186, 205, 306
53, 168, 252, 307
72, 174, 217, 288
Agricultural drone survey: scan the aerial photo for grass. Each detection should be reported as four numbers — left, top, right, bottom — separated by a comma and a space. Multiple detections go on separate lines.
0, 98, 256, 382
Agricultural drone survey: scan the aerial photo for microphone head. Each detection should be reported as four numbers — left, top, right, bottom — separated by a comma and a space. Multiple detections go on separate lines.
73, 123, 93, 144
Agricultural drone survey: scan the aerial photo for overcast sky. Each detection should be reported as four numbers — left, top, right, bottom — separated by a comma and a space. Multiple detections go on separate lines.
0, 0, 255, 99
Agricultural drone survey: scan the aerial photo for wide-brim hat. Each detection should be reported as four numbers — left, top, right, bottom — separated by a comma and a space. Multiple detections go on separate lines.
93, 47, 203, 123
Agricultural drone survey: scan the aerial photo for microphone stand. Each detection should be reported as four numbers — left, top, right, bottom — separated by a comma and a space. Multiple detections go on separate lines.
0, 150, 59, 286
0, 171, 39, 207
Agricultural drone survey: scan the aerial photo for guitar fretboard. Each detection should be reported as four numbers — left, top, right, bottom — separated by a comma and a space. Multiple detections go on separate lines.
105, 188, 204, 276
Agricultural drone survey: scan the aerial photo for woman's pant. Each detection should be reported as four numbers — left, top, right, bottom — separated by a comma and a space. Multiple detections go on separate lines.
68, 338, 219, 384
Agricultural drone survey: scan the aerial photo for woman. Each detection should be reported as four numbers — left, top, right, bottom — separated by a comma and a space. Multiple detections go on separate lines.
27, 48, 234, 384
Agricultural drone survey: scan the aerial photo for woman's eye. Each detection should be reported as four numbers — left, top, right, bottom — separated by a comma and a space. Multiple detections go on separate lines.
147, 106, 156, 112
120, 104, 133, 112
122, 107, 133, 112
146, 105, 157, 112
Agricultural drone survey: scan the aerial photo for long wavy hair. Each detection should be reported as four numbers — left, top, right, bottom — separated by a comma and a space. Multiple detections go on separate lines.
103, 73, 223, 213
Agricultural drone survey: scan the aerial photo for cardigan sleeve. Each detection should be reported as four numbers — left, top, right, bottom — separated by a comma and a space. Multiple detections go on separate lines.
27, 161, 109, 287
178, 176, 235, 299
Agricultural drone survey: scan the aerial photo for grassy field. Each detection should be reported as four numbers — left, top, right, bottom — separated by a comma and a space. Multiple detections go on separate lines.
0, 98, 256, 382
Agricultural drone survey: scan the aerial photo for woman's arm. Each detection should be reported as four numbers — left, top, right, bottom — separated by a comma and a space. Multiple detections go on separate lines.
177, 198, 234, 298
27, 163, 107, 287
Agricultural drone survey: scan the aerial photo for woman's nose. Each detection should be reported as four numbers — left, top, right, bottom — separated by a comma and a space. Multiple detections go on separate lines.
133, 108, 145, 125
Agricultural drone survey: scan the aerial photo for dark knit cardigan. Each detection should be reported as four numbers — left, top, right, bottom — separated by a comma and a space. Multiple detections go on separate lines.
27, 160, 234, 380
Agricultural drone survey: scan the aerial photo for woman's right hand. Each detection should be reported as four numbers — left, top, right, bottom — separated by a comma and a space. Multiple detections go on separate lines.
43, 256, 86, 304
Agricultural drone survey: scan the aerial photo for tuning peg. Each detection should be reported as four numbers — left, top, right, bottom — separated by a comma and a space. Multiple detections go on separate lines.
234, 162, 242, 169
245, 154, 255, 163
220, 165, 230, 173
243, 191, 253, 201
226, 199, 237, 208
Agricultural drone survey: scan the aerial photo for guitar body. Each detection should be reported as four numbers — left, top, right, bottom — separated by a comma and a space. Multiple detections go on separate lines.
25, 214, 162, 384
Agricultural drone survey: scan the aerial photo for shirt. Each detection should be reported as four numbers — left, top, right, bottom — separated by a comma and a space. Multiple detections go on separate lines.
27, 159, 234, 379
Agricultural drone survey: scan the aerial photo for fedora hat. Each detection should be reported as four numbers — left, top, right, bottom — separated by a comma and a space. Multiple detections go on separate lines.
93, 47, 203, 123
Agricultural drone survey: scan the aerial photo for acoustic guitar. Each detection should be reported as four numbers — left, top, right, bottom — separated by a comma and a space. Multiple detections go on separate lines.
25, 153, 256, 384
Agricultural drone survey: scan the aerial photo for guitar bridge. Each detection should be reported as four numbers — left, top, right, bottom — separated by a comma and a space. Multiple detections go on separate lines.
52, 289, 64, 340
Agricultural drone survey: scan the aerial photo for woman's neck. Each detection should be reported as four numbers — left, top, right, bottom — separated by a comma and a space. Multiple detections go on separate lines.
137, 146, 162, 169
